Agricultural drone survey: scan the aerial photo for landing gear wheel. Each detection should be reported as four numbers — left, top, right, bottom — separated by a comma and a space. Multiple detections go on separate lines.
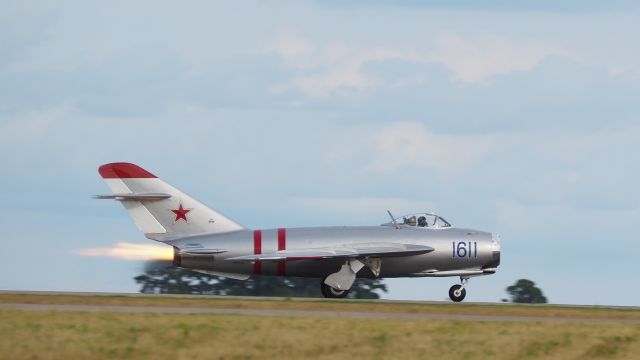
449, 284, 466, 302
320, 279, 349, 298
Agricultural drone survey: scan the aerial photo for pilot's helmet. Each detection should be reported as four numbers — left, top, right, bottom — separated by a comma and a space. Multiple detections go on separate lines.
418, 216, 427, 227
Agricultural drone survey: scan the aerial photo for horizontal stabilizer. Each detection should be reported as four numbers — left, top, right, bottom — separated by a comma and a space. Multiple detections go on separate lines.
225, 243, 433, 262
93, 193, 172, 201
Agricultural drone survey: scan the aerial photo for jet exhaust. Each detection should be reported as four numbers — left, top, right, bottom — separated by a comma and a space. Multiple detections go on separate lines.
75, 242, 174, 261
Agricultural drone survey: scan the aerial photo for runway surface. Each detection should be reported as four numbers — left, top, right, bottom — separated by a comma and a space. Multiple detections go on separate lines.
1, 303, 639, 324
3, 290, 639, 309
0, 290, 640, 324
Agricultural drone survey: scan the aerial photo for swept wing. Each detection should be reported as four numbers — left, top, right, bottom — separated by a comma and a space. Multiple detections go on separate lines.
225, 242, 433, 262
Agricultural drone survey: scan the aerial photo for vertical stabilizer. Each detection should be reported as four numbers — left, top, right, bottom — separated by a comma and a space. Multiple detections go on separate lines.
97, 162, 244, 240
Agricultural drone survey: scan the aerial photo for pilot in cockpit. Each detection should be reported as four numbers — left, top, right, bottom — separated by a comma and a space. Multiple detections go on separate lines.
418, 216, 428, 227
404, 216, 416, 226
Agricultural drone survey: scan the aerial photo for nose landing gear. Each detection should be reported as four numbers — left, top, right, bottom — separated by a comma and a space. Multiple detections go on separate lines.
449, 277, 469, 302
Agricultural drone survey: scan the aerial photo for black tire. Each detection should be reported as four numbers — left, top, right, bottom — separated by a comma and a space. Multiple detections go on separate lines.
448, 284, 466, 302
320, 279, 349, 298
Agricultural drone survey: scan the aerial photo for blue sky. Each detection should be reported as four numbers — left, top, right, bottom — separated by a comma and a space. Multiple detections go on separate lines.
1, 0, 639, 305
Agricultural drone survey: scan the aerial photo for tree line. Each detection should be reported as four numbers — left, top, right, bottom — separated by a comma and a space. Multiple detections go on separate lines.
134, 261, 547, 303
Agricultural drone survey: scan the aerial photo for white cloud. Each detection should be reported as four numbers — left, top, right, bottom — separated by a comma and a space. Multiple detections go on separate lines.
365, 122, 498, 175
340, 121, 640, 214
267, 30, 570, 97
429, 33, 569, 83
268, 30, 417, 97
268, 29, 317, 70
608, 64, 639, 78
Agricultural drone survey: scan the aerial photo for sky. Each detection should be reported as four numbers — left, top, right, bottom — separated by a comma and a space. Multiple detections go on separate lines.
1, 0, 639, 305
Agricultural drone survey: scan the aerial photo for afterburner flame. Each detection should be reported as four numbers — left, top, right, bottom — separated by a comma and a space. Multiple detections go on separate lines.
75, 242, 173, 260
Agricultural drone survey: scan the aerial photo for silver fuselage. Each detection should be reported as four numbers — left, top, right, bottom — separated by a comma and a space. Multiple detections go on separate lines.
168, 225, 500, 279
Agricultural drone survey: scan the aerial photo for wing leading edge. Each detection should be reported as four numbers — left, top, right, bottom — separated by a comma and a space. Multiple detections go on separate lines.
225, 243, 433, 262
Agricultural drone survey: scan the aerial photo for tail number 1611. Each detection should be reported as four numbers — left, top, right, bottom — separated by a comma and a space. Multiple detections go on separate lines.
452, 241, 477, 258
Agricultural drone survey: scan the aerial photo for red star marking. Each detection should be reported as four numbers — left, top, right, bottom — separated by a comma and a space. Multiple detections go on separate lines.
171, 203, 191, 223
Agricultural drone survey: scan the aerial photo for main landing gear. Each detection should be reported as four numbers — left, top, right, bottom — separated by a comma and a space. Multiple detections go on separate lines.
320, 279, 349, 298
449, 277, 469, 302
320, 259, 364, 298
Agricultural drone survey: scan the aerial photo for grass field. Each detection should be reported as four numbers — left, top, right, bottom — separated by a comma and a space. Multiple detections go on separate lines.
1, 293, 639, 359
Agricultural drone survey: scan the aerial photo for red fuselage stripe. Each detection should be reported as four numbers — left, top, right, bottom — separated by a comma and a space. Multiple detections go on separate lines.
253, 230, 262, 274
277, 228, 286, 275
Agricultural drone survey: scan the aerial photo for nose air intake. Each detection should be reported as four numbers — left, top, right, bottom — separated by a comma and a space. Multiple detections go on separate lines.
484, 233, 501, 269
492, 233, 501, 249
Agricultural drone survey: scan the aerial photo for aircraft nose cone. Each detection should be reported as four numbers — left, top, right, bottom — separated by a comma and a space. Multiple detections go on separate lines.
491, 232, 501, 251
489, 233, 501, 268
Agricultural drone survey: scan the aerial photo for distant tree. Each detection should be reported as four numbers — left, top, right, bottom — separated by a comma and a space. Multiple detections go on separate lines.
506, 279, 547, 303
134, 261, 387, 299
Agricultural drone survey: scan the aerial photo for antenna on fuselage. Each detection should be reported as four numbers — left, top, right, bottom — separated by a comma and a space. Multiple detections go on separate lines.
387, 210, 399, 229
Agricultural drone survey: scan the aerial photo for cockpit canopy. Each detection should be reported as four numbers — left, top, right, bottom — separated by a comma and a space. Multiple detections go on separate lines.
383, 212, 452, 229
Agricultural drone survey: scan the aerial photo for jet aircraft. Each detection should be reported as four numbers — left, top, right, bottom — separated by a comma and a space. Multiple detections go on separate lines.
96, 162, 500, 301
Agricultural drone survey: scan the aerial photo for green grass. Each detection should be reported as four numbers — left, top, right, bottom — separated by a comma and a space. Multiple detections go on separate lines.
1, 309, 639, 359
